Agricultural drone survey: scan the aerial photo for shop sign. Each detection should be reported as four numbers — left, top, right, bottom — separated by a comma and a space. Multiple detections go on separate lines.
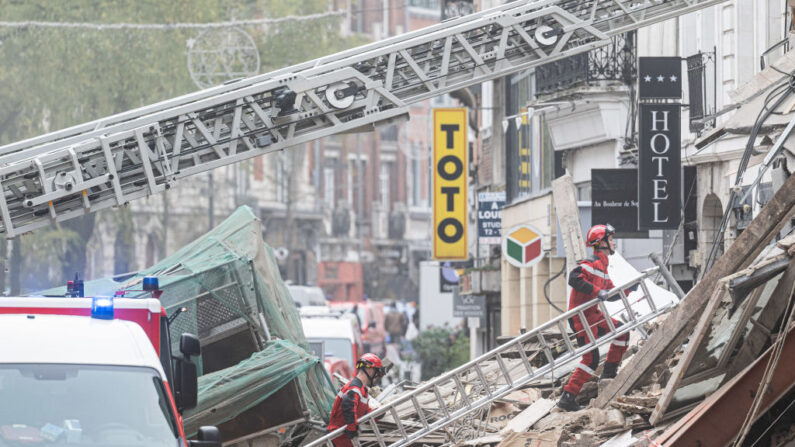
502, 225, 544, 268
433, 108, 468, 260
440, 264, 459, 294
639, 57, 682, 99
638, 104, 681, 229
453, 293, 485, 318
592, 169, 646, 237
478, 192, 506, 245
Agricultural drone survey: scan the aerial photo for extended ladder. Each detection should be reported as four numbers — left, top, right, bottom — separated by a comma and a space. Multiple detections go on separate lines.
0, 0, 726, 237
307, 267, 672, 447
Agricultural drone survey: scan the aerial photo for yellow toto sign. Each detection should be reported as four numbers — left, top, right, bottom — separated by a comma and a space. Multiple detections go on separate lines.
433, 108, 468, 260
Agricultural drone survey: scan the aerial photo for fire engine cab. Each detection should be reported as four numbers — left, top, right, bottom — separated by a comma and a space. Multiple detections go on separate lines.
0, 278, 221, 447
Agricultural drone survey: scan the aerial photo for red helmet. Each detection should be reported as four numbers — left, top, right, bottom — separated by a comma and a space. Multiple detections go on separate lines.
356, 353, 385, 377
586, 224, 616, 248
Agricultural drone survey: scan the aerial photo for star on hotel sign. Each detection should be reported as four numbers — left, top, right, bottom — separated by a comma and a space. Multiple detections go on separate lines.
639, 57, 682, 99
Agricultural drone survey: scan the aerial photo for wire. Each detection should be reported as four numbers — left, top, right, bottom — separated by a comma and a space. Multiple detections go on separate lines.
749, 394, 795, 447
543, 263, 566, 313
0, 10, 346, 30
701, 68, 795, 277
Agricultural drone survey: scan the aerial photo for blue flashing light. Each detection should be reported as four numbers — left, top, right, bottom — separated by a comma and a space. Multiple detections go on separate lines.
142, 276, 159, 291
91, 297, 115, 320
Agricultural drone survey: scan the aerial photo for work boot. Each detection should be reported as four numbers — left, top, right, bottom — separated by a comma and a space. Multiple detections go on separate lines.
601, 362, 618, 379
556, 391, 581, 412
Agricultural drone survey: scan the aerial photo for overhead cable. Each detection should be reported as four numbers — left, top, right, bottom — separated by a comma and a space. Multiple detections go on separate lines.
0, 10, 345, 30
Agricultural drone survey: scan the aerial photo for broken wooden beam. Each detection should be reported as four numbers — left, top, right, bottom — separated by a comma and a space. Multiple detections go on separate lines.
723, 258, 795, 380
655, 310, 795, 446
595, 171, 795, 408
649, 283, 729, 425
552, 174, 587, 274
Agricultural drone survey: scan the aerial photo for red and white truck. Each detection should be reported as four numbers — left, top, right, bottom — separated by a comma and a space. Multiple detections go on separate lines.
0, 277, 221, 447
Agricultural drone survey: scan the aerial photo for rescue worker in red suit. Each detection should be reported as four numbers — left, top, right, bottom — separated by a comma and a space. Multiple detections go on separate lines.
557, 224, 634, 412
327, 353, 385, 447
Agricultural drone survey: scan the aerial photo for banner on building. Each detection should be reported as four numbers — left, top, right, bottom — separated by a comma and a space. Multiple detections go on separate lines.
478, 192, 506, 245
638, 103, 681, 230
433, 108, 468, 260
592, 169, 646, 237
453, 293, 486, 318
639, 57, 682, 99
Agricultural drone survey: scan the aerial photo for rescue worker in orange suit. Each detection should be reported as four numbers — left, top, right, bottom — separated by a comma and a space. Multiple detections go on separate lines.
557, 224, 633, 412
327, 353, 386, 447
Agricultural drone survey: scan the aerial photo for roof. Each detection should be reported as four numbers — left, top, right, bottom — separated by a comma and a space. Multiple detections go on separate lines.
301, 316, 357, 340
0, 314, 164, 375
0, 296, 162, 313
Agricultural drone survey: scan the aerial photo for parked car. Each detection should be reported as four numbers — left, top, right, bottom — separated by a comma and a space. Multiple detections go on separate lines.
301, 314, 363, 381
328, 301, 387, 357
288, 285, 327, 308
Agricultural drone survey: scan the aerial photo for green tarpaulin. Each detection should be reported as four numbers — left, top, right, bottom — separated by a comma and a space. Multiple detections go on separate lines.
38, 206, 335, 437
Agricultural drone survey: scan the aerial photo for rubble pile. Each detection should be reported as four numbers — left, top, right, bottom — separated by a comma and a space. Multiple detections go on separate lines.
355, 223, 795, 446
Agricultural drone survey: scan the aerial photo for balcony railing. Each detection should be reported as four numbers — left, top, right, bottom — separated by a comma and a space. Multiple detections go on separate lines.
535, 32, 637, 95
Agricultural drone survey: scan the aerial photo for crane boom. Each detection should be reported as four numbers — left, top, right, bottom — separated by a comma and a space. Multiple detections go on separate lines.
0, 0, 723, 237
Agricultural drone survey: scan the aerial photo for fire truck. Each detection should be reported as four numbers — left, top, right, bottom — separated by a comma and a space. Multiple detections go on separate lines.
0, 277, 221, 447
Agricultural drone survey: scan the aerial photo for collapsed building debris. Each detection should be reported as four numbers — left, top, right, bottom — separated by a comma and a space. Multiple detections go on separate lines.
340, 158, 795, 447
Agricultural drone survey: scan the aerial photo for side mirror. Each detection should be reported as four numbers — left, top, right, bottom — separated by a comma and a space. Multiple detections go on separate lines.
189, 426, 222, 447
180, 333, 201, 358
175, 358, 198, 412
174, 333, 200, 413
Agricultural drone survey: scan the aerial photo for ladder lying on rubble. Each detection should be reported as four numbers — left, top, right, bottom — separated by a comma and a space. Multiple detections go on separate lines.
308, 267, 673, 447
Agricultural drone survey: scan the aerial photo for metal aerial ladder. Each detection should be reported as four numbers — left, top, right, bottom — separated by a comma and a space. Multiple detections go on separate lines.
307, 268, 673, 447
0, 0, 726, 237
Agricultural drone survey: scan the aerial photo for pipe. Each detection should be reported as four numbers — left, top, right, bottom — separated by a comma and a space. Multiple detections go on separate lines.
649, 252, 685, 299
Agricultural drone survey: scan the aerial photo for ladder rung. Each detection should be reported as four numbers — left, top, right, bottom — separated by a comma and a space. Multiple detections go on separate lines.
597, 301, 617, 333
369, 417, 386, 447
558, 320, 576, 354
411, 395, 430, 429
640, 280, 657, 312
473, 363, 491, 396
495, 353, 513, 386
515, 341, 534, 376
618, 290, 637, 322
452, 374, 471, 407
578, 310, 596, 344
432, 384, 451, 418
536, 333, 555, 366
390, 406, 408, 441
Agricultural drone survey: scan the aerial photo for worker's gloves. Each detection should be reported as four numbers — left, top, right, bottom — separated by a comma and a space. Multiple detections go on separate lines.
597, 290, 610, 301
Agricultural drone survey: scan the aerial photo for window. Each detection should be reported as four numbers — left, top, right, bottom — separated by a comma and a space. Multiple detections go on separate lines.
0, 365, 180, 445
381, 163, 391, 210
347, 160, 354, 206
254, 156, 263, 181
481, 80, 493, 135
409, 0, 439, 9
412, 157, 422, 206
505, 73, 554, 203
324, 167, 335, 210
275, 152, 290, 204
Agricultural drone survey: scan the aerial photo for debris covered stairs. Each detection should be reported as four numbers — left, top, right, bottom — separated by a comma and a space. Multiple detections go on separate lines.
307, 268, 672, 447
